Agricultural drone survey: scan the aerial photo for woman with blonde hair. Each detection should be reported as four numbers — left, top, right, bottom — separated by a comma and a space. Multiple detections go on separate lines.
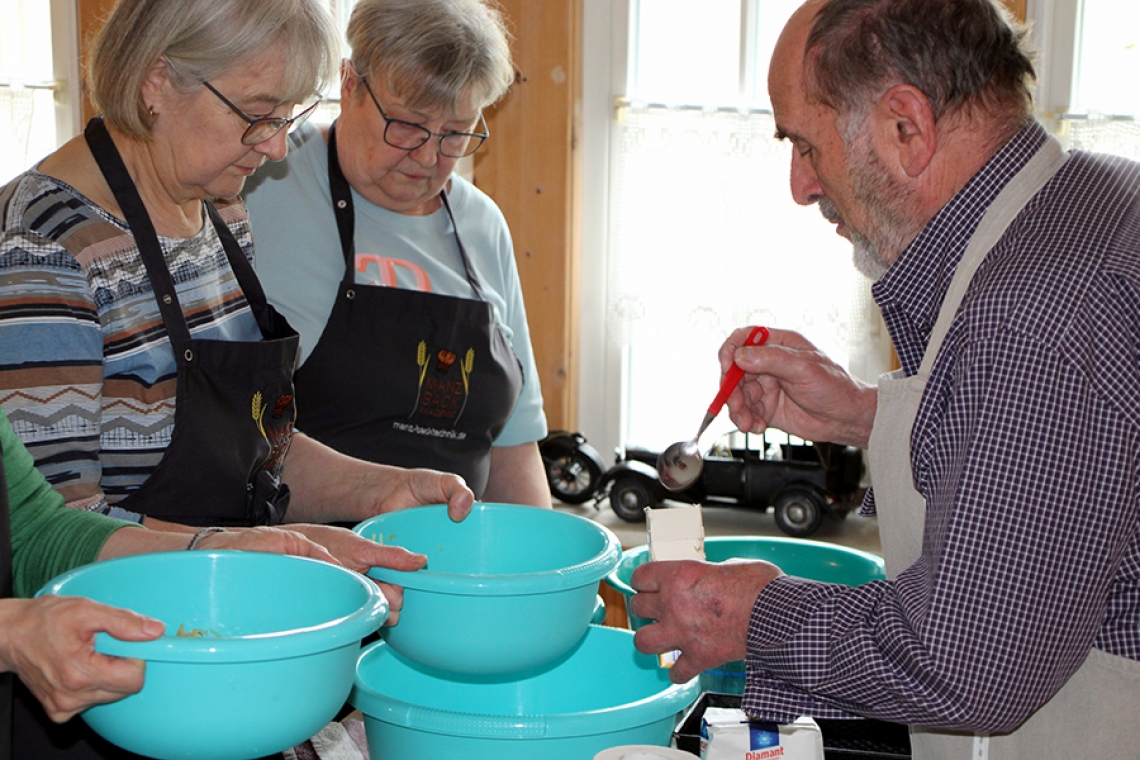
0, 1, 472, 756
244, 0, 551, 509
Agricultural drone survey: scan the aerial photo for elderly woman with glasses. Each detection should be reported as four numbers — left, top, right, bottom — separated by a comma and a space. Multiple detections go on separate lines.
243, 0, 550, 509
0, 0, 475, 756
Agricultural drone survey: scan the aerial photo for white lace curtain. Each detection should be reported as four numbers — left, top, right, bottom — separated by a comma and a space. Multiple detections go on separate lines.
0, 82, 36, 179
606, 105, 893, 448
1061, 117, 1140, 160
0, 0, 57, 184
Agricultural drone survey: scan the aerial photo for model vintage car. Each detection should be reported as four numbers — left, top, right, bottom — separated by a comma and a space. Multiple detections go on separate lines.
598, 430, 865, 538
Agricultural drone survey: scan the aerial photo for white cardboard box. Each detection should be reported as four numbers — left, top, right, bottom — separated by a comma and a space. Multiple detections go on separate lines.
646, 506, 706, 667
647, 505, 706, 561
701, 708, 824, 760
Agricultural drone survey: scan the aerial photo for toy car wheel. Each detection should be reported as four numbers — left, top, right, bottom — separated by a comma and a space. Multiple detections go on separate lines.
609, 477, 657, 522
544, 450, 604, 504
773, 487, 825, 537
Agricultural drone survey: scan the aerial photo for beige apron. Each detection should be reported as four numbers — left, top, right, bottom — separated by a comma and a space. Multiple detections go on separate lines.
866, 135, 1140, 759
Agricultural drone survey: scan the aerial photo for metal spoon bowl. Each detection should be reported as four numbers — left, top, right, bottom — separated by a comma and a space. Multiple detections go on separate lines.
656, 438, 702, 491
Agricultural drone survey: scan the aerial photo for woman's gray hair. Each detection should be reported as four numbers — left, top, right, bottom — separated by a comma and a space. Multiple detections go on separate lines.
89, 0, 339, 140
804, 0, 1037, 129
347, 0, 515, 113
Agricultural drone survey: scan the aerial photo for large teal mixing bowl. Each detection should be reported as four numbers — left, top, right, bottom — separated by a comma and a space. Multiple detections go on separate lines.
37, 551, 389, 760
604, 536, 886, 693
353, 503, 622, 675
351, 625, 700, 759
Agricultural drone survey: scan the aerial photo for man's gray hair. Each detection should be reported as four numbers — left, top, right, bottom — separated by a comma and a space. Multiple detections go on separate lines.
89, 0, 338, 140
804, 0, 1037, 127
347, 0, 515, 113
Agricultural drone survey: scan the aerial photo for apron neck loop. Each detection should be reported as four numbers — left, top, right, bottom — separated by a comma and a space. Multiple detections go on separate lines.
916, 136, 1068, 376
326, 122, 358, 274
439, 189, 487, 302
326, 120, 487, 302
85, 117, 192, 352
84, 117, 279, 351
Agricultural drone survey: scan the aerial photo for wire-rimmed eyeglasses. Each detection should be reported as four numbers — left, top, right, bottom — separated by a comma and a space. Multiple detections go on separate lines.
359, 76, 488, 158
202, 80, 322, 146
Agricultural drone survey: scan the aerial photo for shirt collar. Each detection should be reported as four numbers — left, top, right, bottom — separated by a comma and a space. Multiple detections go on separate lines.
871, 121, 1051, 374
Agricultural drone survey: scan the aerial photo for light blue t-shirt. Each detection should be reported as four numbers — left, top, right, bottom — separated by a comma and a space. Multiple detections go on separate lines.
242, 122, 546, 447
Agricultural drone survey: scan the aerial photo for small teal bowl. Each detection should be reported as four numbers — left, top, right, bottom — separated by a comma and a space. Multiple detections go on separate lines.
353, 503, 621, 674
351, 625, 700, 759
37, 551, 388, 760
605, 536, 887, 694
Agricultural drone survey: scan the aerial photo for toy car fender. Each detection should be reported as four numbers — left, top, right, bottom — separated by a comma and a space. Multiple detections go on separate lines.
597, 458, 670, 522
539, 430, 606, 504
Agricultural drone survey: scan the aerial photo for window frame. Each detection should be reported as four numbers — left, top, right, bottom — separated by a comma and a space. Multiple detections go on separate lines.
578, 0, 1107, 462
0, 0, 81, 172
49, 0, 82, 142
1028, 0, 1082, 116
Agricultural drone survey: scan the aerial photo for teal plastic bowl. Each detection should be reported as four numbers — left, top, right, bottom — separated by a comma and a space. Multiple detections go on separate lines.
351, 625, 700, 760
604, 536, 886, 694
37, 551, 389, 760
353, 503, 621, 675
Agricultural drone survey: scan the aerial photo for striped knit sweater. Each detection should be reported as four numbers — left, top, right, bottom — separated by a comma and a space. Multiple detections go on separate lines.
0, 170, 263, 513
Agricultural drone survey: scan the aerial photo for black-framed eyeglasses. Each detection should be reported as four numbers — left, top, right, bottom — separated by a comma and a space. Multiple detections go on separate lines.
202, 80, 322, 146
359, 76, 488, 158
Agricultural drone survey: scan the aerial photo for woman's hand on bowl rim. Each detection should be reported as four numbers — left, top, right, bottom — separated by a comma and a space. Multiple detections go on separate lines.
193, 525, 340, 565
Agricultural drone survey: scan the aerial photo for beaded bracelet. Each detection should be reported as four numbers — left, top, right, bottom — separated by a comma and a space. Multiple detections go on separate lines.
186, 526, 226, 551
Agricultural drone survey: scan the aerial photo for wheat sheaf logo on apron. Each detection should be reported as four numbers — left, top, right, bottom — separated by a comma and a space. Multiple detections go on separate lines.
251, 391, 294, 470
410, 340, 476, 426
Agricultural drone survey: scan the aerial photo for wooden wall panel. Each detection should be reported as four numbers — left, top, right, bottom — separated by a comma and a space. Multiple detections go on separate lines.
1002, 0, 1028, 22
475, 0, 582, 432
77, 0, 116, 122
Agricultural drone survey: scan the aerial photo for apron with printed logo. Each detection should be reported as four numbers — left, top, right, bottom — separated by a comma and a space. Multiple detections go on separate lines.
289, 123, 523, 498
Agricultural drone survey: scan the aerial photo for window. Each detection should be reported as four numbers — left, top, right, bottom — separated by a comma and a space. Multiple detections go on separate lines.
0, 0, 80, 184
578, 0, 1140, 460
1031, 0, 1140, 159
580, 0, 892, 458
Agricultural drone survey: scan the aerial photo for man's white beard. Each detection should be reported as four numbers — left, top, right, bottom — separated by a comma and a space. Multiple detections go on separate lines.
818, 197, 891, 280
821, 124, 921, 281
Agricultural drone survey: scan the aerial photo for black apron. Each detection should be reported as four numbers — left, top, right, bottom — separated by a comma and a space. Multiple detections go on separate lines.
85, 116, 297, 527
10, 117, 298, 759
290, 122, 523, 497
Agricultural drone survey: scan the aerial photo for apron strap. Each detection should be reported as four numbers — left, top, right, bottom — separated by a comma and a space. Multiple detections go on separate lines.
326, 122, 358, 277
85, 117, 193, 354
84, 117, 281, 354
917, 135, 1067, 374
439, 189, 488, 302
202, 202, 281, 339
326, 121, 487, 301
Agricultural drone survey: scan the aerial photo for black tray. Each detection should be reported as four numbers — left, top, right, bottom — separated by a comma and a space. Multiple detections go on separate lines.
674, 693, 911, 759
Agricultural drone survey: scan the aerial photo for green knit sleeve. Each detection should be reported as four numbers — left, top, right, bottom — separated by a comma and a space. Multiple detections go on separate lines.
2, 410, 141, 597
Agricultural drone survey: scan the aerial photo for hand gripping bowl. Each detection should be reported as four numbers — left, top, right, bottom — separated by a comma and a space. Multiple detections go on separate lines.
353, 503, 622, 674
604, 535, 887, 693
350, 625, 700, 760
36, 551, 389, 760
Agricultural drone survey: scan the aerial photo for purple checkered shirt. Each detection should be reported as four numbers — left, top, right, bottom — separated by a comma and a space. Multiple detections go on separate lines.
742, 121, 1140, 732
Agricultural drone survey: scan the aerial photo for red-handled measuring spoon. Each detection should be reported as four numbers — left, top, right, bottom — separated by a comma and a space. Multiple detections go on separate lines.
656, 326, 770, 492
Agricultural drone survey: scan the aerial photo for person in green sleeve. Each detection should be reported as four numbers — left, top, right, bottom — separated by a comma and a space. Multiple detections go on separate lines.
0, 408, 362, 724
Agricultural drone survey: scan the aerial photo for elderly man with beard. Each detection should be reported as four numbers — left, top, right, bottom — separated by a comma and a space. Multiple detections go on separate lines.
629, 0, 1140, 757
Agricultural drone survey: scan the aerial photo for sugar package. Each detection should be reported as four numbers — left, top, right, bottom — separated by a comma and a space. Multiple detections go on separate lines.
700, 707, 823, 760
